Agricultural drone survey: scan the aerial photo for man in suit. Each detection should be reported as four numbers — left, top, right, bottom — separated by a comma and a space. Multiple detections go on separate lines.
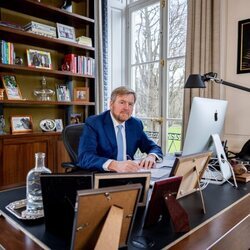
78, 86, 163, 172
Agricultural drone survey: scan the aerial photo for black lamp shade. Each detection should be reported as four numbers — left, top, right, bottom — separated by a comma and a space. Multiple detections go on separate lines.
184, 74, 206, 88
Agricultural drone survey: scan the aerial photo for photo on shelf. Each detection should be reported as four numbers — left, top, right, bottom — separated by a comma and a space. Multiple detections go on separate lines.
56, 85, 71, 102
73, 87, 89, 102
1, 75, 22, 100
11, 115, 33, 134
56, 23, 76, 42
27, 49, 52, 69
70, 113, 82, 124
55, 119, 63, 132
40, 119, 56, 132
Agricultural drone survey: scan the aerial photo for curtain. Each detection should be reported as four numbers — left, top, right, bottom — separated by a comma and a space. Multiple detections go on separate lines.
183, 0, 221, 139
95, 0, 107, 114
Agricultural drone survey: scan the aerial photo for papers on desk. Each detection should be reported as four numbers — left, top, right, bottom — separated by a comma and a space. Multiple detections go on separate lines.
138, 167, 172, 179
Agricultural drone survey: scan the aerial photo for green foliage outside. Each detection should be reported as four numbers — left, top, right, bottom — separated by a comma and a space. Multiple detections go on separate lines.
168, 126, 182, 153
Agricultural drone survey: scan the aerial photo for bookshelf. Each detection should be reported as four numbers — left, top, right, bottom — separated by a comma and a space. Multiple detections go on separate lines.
0, 0, 97, 187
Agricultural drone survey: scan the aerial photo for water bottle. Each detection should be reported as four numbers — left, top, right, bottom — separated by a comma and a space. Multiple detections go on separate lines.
26, 152, 51, 214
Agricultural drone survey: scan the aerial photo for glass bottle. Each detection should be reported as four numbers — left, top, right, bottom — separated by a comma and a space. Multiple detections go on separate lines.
26, 152, 51, 215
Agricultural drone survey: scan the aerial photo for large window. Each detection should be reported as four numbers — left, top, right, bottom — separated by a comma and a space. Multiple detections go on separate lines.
127, 0, 187, 153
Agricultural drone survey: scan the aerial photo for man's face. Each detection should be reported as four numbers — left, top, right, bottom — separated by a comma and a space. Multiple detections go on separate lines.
110, 94, 135, 123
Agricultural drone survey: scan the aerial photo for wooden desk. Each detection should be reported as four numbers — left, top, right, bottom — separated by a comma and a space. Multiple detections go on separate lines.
0, 183, 249, 250
164, 193, 250, 249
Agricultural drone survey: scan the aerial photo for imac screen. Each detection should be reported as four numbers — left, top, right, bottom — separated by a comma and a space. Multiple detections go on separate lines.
182, 97, 228, 156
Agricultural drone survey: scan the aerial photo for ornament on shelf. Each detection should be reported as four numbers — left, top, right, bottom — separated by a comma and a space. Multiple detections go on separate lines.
33, 76, 55, 101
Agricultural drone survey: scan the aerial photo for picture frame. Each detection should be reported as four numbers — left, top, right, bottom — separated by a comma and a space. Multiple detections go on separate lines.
11, 115, 33, 134
171, 151, 212, 199
27, 49, 52, 69
73, 87, 89, 102
70, 113, 82, 124
56, 85, 71, 102
1, 75, 22, 100
94, 172, 151, 206
54, 119, 63, 132
71, 184, 142, 249
237, 19, 250, 74
56, 23, 76, 42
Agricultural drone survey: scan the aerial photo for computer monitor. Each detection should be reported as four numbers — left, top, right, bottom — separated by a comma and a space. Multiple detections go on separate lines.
182, 97, 228, 156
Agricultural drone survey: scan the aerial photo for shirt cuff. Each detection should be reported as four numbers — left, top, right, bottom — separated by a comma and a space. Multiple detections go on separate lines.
149, 153, 162, 162
103, 159, 113, 171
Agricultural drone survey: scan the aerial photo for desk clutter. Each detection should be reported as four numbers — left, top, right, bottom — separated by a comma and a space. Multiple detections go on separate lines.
4, 152, 215, 249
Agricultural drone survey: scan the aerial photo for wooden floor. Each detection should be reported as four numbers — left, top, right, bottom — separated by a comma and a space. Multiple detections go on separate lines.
164, 193, 250, 250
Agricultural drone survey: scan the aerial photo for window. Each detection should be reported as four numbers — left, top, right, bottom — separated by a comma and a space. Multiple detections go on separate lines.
127, 0, 187, 153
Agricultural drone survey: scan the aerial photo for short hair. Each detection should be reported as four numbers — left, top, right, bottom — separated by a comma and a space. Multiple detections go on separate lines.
110, 86, 136, 103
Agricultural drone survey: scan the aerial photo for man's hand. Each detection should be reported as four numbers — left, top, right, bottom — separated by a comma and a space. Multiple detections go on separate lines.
139, 154, 156, 169
108, 160, 141, 173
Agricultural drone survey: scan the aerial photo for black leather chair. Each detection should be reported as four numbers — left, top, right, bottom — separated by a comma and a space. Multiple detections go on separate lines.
61, 123, 84, 172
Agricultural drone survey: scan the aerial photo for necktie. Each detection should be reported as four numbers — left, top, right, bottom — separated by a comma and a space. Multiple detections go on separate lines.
117, 125, 124, 161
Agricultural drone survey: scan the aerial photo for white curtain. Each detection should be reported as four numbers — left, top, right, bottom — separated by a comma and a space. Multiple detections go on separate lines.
183, 0, 221, 139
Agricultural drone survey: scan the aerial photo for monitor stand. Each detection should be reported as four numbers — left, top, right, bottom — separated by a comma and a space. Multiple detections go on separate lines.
202, 134, 237, 187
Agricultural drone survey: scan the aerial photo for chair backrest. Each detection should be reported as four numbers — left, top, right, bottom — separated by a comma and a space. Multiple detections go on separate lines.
62, 123, 84, 163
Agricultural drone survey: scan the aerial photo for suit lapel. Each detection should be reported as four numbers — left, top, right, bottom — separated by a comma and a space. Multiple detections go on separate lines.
103, 111, 117, 151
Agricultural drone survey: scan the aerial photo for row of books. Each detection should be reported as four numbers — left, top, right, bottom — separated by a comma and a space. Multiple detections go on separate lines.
0, 40, 15, 64
63, 54, 95, 76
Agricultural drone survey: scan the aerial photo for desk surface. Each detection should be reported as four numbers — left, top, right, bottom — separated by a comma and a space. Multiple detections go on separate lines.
0, 182, 249, 250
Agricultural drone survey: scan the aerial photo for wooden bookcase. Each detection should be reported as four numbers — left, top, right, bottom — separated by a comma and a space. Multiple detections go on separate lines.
0, 0, 97, 187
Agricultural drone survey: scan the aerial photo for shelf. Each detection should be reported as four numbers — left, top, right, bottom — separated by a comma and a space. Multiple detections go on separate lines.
0, 131, 62, 139
0, 0, 95, 28
0, 100, 95, 106
0, 64, 95, 79
0, 26, 95, 54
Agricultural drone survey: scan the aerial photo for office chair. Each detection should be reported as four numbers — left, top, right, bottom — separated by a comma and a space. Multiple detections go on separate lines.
61, 123, 84, 172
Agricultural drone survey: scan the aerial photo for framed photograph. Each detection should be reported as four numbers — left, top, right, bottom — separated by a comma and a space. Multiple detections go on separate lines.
54, 119, 63, 132
56, 85, 71, 102
73, 87, 89, 102
27, 49, 52, 69
237, 19, 250, 74
94, 172, 151, 206
1, 75, 22, 100
70, 113, 82, 124
11, 115, 33, 134
56, 23, 76, 42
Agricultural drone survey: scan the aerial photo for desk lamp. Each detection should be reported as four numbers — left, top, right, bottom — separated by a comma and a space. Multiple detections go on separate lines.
184, 72, 250, 92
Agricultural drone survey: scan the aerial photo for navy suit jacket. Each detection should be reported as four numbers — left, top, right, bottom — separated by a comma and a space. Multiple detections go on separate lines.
77, 110, 163, 171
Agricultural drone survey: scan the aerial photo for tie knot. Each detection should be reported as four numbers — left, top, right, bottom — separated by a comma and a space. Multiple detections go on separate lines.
117, 125, 123, 130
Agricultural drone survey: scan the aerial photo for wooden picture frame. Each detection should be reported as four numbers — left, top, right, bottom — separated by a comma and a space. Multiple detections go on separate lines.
73, 87, 89, 102
71, 184, 142, 249
237, 19, 250, 74
56, 85, 71, 102
171, 151, 212, 199
94, 172, 151, 206
56, 23, 76, 42
1, 75, 22, 100
27, 49, 52, 69
11, 115, 33, 134
2, 75, 22, 100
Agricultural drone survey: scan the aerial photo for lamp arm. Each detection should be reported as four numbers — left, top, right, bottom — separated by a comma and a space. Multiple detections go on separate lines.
220, 80, 250, 93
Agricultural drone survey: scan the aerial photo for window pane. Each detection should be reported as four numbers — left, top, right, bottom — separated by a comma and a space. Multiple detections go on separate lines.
131, 2, 160, 64
168, 0, 187, 57
167, 120, 182, 153
131, 63, 160, 117
167, 58, 185, 119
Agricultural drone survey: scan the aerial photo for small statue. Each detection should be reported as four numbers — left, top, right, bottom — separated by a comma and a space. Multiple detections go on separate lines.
61, 0, 72, 12
0, 115, 6, 135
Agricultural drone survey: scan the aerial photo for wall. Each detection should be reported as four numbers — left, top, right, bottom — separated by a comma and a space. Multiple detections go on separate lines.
222, 0, 250, 152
